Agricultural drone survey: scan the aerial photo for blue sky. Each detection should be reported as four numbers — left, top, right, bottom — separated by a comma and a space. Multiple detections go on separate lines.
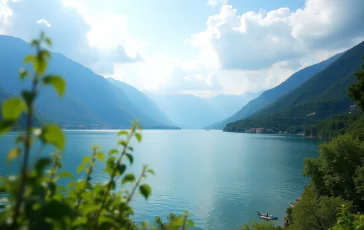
0, 0, 363, 96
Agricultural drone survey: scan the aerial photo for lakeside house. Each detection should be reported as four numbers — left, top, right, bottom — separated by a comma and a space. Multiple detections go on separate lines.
245, 128, 275, 134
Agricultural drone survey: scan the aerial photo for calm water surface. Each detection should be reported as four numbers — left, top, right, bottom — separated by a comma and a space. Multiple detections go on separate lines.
0, 130, 321, 229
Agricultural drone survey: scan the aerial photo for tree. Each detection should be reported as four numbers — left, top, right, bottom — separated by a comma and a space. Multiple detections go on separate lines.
331, 205, 364, 230
303, 134, 364, 211
288, 184, 351, 230
348, 57, 364, 111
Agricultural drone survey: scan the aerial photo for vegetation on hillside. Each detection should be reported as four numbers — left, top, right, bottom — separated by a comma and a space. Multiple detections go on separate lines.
224, 41, 364, 134
285, 57, 364, 229
209, 52, 343, 130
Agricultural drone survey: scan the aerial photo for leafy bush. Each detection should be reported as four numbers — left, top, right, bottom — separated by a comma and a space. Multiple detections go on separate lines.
331, 205, 364, 230
237, 221, 283, 230
0, 33, 193, 230
287, 184, 351, 230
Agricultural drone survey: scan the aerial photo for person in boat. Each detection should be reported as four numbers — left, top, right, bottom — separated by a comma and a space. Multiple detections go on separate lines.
266, 213, 269, 217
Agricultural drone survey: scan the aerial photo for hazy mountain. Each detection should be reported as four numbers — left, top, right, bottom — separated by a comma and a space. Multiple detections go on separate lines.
146, 92, 260, 129
208, 52, 343, 129
206, 92, 262, 119
0, 35, 174, 129
224, 41, 364, 133
107, 78, 176, 128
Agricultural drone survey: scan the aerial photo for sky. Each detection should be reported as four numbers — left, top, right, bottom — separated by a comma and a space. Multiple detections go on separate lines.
0, 0, 364, 97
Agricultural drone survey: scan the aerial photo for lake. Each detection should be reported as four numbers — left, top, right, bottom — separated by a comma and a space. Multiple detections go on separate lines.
0, 130, 321, 229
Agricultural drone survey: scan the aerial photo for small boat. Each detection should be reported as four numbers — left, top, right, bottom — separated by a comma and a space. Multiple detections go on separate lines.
256, 211, 278, 220
260, 215, 278, 220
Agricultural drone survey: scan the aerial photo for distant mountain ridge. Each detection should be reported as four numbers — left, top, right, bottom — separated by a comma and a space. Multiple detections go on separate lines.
224, 41, 364, 133
207, 52, 343, 129
0, 35, 175, 129
146, 92, 260, 129
107, 78, 178, 129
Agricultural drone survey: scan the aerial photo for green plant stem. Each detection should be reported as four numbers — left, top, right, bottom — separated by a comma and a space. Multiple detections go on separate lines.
11, 78, 38, 229
74, 149, 97, 212
92, 128, 135, 230
181, 213, 188, 230
127, 165, 147, 203
111, 165, 147, 230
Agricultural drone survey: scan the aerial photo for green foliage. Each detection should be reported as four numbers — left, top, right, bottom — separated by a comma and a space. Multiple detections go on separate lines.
225, 42, 364, 134
153, 212, 194, 230
302, 134, 364, 210
238, 221, 283, 230
331, 205, 364, 230
348, 57, 364, 111
0, 32, 193, 230
301, 110, 364, 140
287, 184, 351, 230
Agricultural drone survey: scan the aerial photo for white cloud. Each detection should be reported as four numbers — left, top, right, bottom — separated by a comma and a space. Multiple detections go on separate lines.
1, 0, 364, 96
36, 19, 51, 27
0, 0, 143, 75
113, 56, 222, 95
191, 0, 364, 71
206, 0, 228, 8
0, 0, 13, 33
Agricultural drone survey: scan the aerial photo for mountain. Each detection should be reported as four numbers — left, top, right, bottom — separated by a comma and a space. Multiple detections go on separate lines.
224, 41, 364, 133
146, 92, 260, 129
0, 35, 173, 129
206, 92, 261, 119
146, 93, 222, 129
107, 78, 178, 129
208, 52, 343, 129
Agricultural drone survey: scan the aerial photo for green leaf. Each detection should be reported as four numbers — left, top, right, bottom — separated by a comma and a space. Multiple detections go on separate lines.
34, 58, 47, 76
147, 169, 155, 175
118, 140, 127, 146
82, 156, 91, 165
118, 130, 128, 136
24, 55, 36, 63
19, 68, 28, 80
40, 124, 65, 150
43, 75, 66, 96
108, 149, 118, 156
7, 147, 21, 163
96, 152, 105, 162
135, 133, 142, 143
45, 38, 52, 47
2, 97, 24, 120
187, 220, 194, 227
126, 153, 133, 164
30, 40, 39, 47
128, 146, 134, 152
139, 184, 151, 199
59, 171, 73, 179
40, 50, 50, 59
122, 174, 135, 184
21, 90, 37, 108
0, 120, 15, 136
35, 158, 52, 173
171, 217, 184, 228
115, 164, 126, 176
77, 164, 86, 174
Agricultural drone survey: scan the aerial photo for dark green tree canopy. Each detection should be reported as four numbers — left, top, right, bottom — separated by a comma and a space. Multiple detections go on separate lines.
349, 57, 364, 111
